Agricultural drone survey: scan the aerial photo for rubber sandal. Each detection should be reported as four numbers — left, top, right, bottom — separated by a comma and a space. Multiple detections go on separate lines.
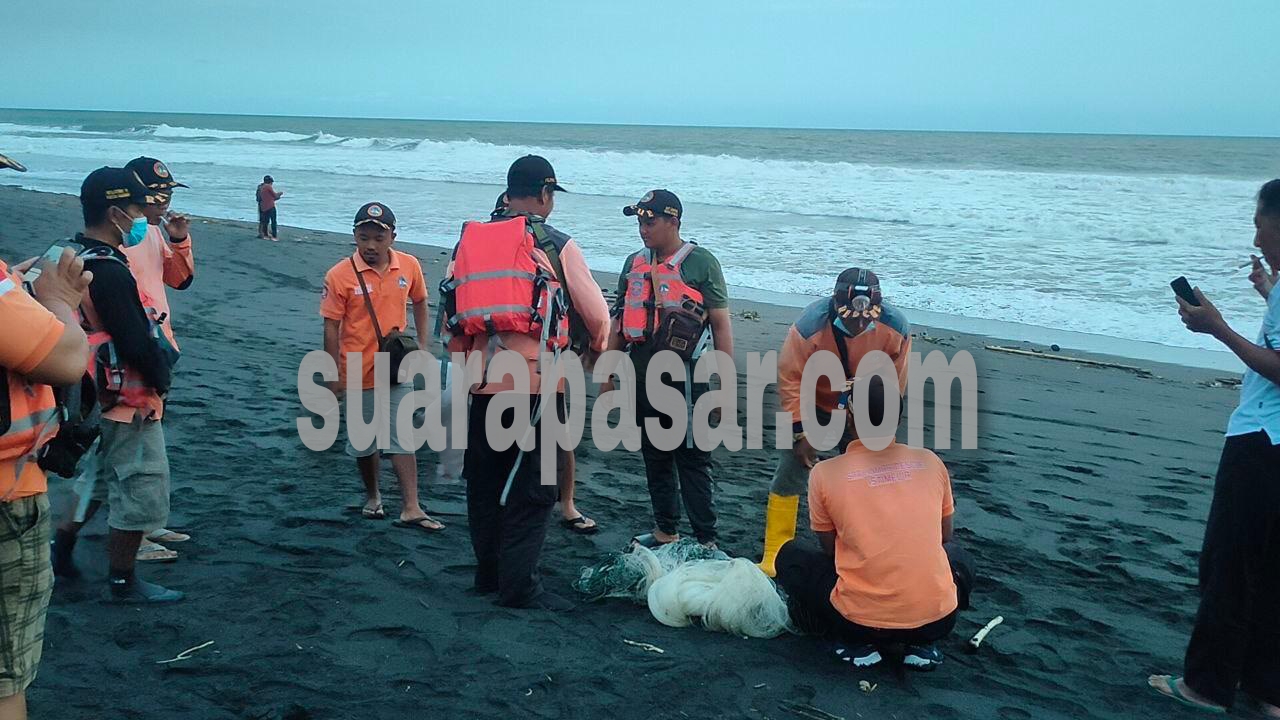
1148, 676, 1226, 714
136, 542, 178, 563
559, 515, 600, 535
147, 528, 190, 543
392, 516, 445, 533
361, 504, 386, 520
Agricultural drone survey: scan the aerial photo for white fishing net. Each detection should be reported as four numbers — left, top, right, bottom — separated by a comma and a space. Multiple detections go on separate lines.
574, 539, 794, 639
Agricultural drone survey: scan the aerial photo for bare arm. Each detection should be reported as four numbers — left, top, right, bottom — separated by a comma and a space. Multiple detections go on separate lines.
708, 306, 734, 371
942, 515, 954, 544
412, 299, 429, 349
323, 318, 341, 394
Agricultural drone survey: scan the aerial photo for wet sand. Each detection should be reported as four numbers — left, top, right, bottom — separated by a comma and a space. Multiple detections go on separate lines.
0, 185, 1239, 719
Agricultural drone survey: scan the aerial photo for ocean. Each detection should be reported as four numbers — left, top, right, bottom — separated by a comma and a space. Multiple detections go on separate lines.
2, 108, 1277, 365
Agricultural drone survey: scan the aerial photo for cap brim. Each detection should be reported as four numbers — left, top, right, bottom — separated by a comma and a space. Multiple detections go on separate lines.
354, 219, 395, 230
551, 183, 567, 193
622, 205, 638, 217
0, 154, 27, 172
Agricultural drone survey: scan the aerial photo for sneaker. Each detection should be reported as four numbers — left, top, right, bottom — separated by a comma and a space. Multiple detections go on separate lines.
903, 644, 944, 671
834, 643, 882, 668
104, 577, 185, 604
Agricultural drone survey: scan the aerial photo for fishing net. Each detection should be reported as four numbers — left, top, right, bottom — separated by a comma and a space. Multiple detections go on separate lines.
574, 539, 794, 639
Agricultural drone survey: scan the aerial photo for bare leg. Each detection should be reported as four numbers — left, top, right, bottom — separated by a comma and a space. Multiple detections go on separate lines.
391, 454, 442, 529
0, 690, 27, 720
357, 453, 382, 513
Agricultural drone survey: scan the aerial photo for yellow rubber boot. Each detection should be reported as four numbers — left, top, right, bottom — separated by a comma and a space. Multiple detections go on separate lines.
757, 493, 800, 578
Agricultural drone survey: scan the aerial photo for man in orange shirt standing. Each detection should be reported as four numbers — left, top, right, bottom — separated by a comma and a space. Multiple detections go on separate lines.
774, 375, 975, 671
122, 156, 195, 559
0, 248, 92, 720
759, 269, 911, 577
321, 203, 442, 532
256, 175, 283, 241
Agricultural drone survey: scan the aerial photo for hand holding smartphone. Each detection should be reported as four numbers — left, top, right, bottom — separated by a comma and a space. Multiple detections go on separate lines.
18, 242, 72, 283
1171, 276, 1200, 306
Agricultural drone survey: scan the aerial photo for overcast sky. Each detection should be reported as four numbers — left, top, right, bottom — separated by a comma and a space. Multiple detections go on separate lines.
2, 0, 1276, 136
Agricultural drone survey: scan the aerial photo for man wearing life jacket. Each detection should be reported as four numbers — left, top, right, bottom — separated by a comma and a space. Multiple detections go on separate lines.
758, 268, 911, 577
443, 155, 610, 610
606, 189, 734, 550
489, 187, 599, 537
49, 167, 183, 603
320, 202, 443, 533
0, 247, 91, 720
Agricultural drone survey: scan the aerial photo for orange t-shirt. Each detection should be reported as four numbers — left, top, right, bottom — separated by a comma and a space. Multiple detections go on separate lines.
0, 261, 65, 499
320, 250, 427, 390
809, 439, 957, 629
121, 223, 194, 349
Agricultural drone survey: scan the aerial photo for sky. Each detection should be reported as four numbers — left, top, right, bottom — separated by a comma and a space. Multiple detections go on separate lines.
1, 0, 1277, 136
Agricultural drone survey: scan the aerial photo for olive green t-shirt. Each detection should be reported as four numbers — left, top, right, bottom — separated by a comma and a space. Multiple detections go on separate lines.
612, 243, 728, 377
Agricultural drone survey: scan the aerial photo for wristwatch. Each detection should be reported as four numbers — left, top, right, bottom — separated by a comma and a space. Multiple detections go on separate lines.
792, 431, 807, 443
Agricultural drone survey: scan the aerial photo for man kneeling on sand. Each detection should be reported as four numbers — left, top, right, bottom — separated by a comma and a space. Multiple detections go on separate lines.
774, 375, 975, 671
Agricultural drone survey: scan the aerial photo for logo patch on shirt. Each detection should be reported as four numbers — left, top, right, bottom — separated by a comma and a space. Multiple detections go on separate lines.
398, 277, 408, 289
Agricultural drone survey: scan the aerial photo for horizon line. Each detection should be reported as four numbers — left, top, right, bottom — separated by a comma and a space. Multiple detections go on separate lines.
2, 105, 1277, 142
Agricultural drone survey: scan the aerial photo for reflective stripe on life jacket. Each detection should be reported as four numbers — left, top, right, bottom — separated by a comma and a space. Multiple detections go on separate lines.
443, 216, 569, 351
0, 369, 59, 496
620, 242, 703, 343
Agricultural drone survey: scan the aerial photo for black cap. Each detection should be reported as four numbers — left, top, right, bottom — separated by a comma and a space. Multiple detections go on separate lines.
126, 156, 188, 191
354, 202, 396, 230
506, 155, 565, 194
0, 153, 26, 172
80, 167, 160, 207
264, 175, 274, 183
623, 189, 682, 220
833, 268, 883, 316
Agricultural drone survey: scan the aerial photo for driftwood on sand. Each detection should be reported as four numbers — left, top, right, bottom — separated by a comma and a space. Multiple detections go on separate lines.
984, 345, 1154, 378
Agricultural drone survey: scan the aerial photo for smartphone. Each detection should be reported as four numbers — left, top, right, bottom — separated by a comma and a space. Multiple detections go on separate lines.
1171, 276, 1200, 306
20, 242, 71, 283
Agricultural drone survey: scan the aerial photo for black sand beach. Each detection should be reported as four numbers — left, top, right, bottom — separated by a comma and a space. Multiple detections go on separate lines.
0, 186, 1240, 719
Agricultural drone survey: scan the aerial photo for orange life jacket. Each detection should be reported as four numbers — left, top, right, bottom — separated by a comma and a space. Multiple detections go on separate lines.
0, 263, 60, 499
76, 246, 170, 418
620, 242, 705, 344
443, 215, 569, 351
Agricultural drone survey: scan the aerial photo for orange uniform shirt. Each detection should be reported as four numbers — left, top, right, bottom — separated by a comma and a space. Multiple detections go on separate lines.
809, 439, 957, 629
122, 223, 194, 350
778, 299, 911, 423
0, 261, 64, 498
321, 250, 427, 390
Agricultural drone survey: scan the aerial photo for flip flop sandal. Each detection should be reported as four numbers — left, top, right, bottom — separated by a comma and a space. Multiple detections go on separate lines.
361, 504, 386, 520
136, 542, 179, 563
392, 516, 445, 533
1149, 676, 1226, 714
559, 515, 600, 535
147, 528, 191, 543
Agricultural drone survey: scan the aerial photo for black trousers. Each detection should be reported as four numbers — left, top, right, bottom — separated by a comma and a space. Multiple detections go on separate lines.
463, 393, 559, 608
1184, 431, 1280, 709
635, 379, 716, 543
258, 207, 277, 237
775, 539, 975, 646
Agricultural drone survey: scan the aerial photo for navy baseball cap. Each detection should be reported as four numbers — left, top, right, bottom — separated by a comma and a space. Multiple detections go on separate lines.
623, 189, 682, 220
354, 201, 396, 230
80, 167, 160, 206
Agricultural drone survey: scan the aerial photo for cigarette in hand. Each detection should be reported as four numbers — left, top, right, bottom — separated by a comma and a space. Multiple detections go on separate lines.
967, 615, 1004, 653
